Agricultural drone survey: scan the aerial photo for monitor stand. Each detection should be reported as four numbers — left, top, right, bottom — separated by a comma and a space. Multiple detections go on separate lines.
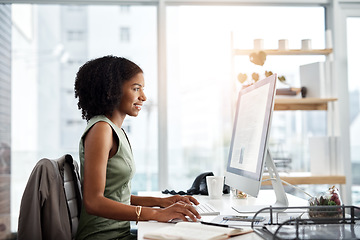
232, 149, 289, 213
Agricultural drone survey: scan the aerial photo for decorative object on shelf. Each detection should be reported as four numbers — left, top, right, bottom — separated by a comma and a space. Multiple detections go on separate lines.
301, 39, 312, 50
251, 72, 259, 82
237, 71, 263, 85
249, 51, 266, 66
253, 38, 264, 50
237, 72, 258, 86
278, 75, 286, 83
237, 73, 247, 83
265, 70, 273, 78
278, 39, 289, 50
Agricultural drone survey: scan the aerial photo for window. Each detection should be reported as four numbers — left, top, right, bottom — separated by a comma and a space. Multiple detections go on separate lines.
11, 4, 157, 232
166, 6, 325, 191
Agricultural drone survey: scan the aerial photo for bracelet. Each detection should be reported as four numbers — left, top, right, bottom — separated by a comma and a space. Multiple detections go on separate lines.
135, 206, 142, 225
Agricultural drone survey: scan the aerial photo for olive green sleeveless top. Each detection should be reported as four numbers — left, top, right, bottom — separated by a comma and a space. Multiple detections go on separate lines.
76, 115, 136, 240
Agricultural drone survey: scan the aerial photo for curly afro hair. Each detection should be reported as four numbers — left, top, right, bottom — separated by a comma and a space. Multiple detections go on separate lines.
74, 55, 143, 121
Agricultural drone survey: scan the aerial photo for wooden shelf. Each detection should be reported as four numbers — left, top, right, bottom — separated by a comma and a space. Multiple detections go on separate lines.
262, 174, 346, 186
233, 49, 333, 56
274, 97, 337, 111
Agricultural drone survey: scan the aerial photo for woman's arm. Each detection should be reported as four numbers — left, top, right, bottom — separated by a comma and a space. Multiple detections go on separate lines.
131, 195, 199, 208
82, 121, 141, 221
82, 122, 200, 222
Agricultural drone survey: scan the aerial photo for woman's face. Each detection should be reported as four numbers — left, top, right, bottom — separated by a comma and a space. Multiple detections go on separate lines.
118, 73, 147, 117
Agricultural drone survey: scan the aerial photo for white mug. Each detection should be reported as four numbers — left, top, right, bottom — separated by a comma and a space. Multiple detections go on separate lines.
206, 176, 224, 199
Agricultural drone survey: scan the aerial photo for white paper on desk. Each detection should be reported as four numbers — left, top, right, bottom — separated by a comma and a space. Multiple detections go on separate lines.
143, 222, 253, 240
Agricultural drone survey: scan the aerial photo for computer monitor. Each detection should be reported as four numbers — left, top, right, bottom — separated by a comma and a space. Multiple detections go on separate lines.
225, 74, 289, 213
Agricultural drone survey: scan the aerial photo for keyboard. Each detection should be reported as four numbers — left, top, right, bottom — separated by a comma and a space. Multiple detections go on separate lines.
194, 202, 220, 216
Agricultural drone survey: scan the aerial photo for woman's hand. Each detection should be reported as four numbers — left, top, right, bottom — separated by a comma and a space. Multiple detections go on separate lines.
131, 195, 201, 223
152, 201, 201, 222
159, 195, 199, 208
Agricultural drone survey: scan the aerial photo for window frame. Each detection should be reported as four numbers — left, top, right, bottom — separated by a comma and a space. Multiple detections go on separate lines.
325, 1, 360, 206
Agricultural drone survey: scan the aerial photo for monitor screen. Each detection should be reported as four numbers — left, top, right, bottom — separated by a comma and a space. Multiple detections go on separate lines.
225, 74, 277, 198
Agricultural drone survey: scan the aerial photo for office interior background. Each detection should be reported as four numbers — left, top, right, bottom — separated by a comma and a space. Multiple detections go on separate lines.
0, 0, 359, 236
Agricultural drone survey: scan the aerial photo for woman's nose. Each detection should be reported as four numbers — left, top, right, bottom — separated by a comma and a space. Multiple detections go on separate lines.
140, 91, 147, 101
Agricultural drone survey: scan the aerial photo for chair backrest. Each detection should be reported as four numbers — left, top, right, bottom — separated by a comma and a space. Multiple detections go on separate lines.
62, 154, 83, 239
17, 154, 82, 240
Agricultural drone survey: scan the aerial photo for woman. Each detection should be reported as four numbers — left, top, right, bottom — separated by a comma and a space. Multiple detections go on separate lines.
74, 56, 200, 240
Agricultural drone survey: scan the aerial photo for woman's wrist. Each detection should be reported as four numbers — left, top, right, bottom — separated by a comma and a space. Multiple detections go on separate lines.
154, 197, 166, 208
131, 195, 163, 207
140, 207, 158, 221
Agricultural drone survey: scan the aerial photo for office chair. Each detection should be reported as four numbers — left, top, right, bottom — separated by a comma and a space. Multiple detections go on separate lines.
18, 154, 82, 240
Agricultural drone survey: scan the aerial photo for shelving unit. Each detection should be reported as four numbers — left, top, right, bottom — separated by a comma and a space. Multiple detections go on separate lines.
230, 36, 344, 186
262, 174, 346, 186
231, 47, 336, 111
274, 97, 337, 111
233, 48, 333, 56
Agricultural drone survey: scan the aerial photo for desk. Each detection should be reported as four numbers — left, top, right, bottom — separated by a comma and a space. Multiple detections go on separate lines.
138, 190, 308, 240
